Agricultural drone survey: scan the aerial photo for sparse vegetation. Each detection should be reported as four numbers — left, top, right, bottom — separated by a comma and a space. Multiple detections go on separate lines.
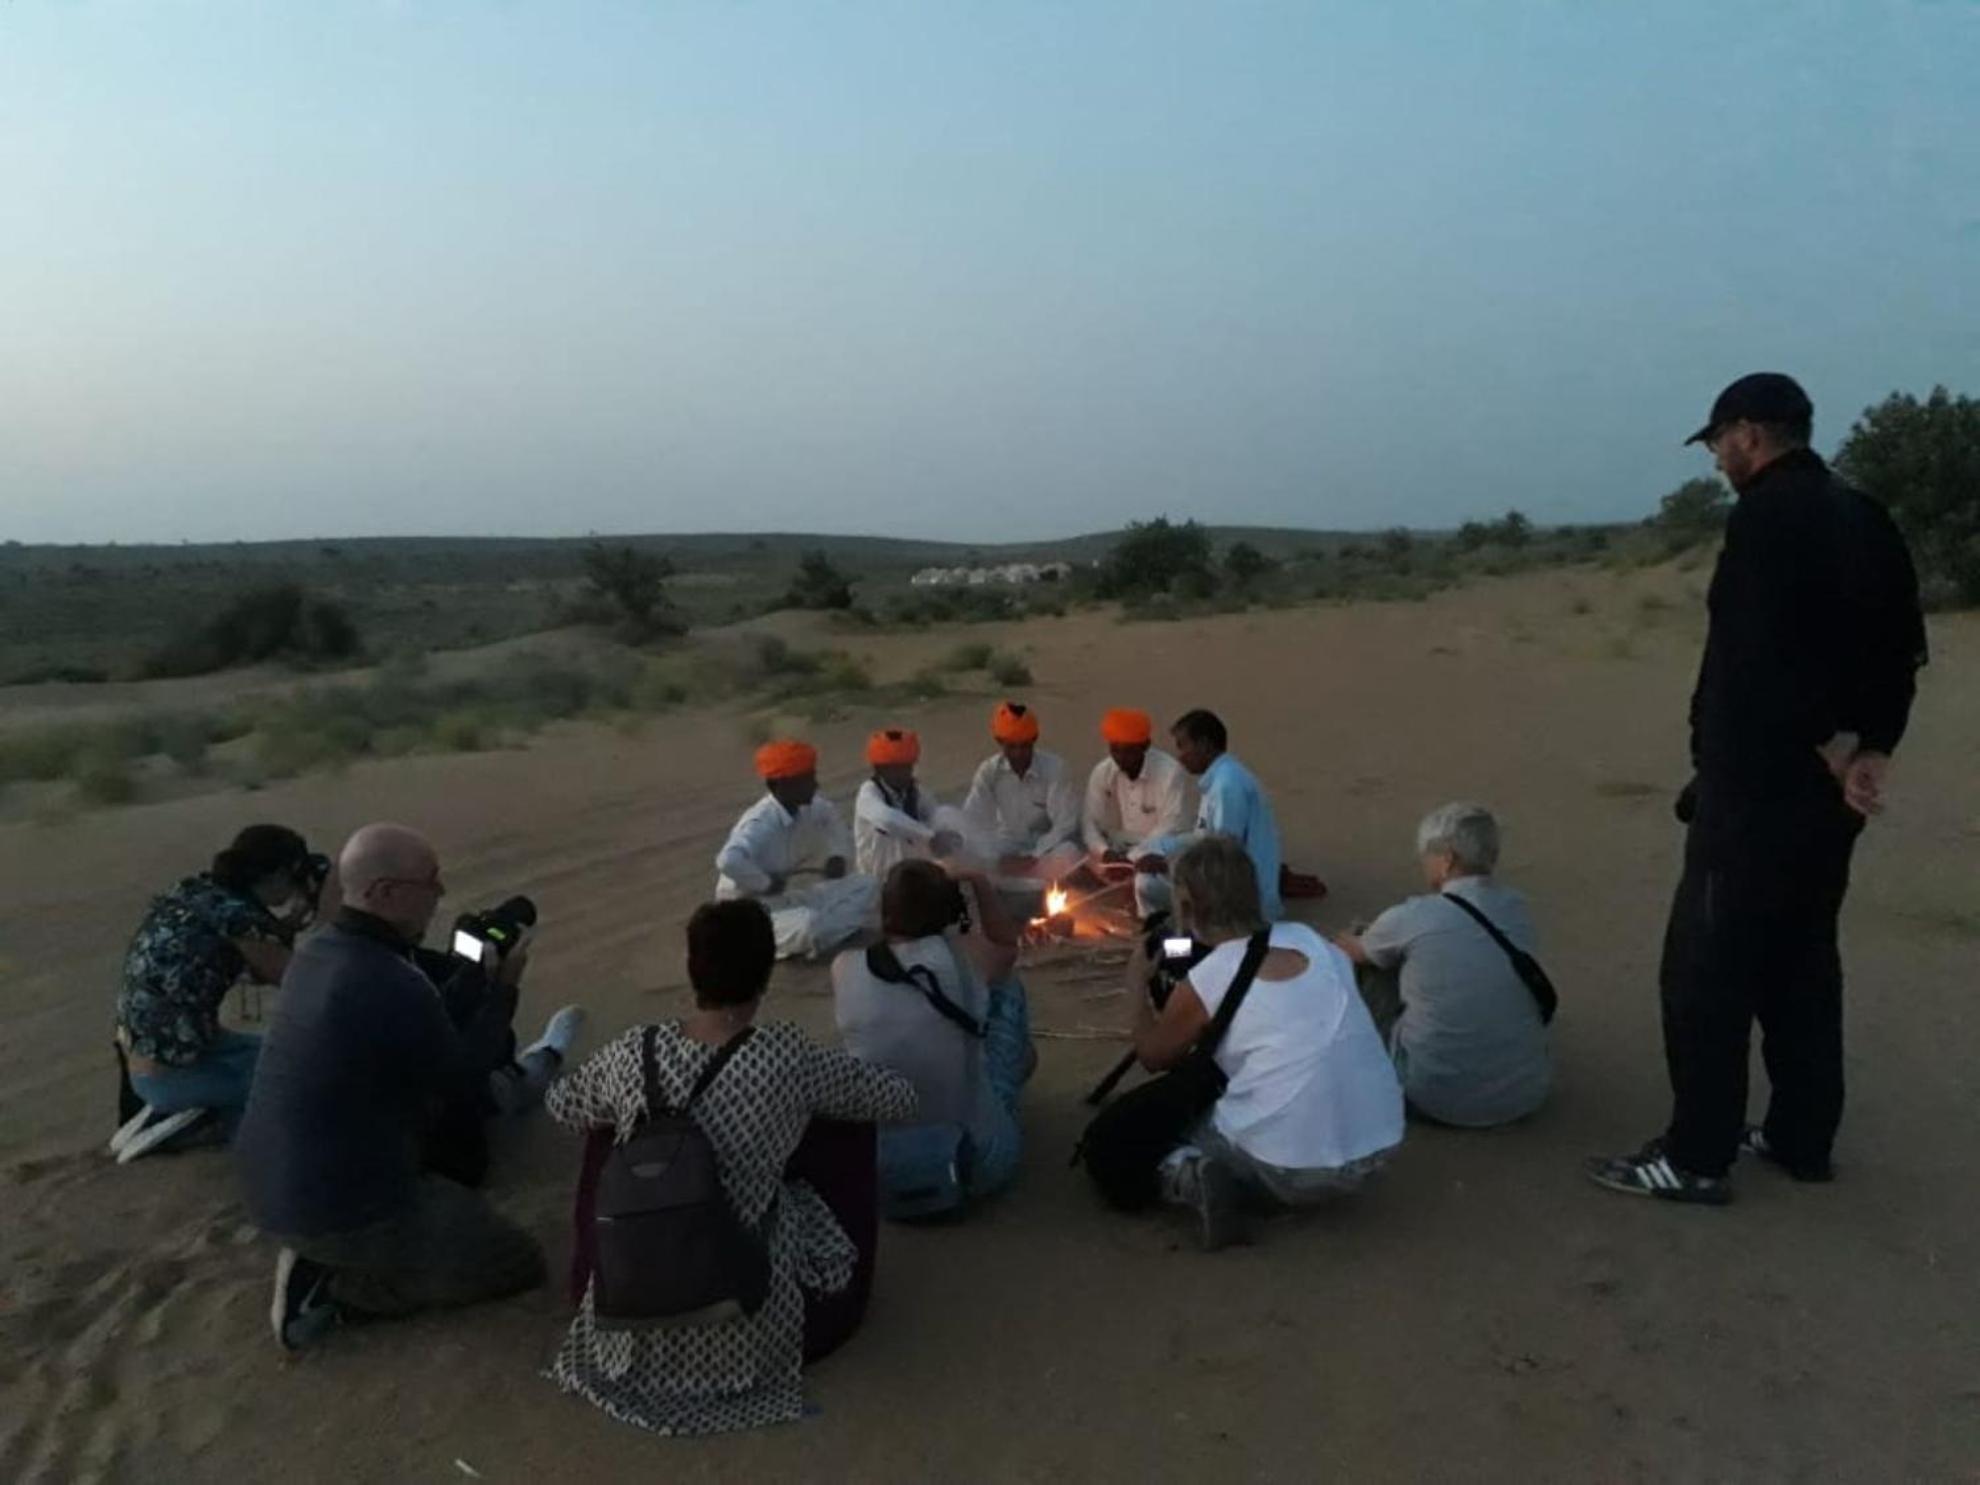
574, 543, 686, 642
986, 652, 1033, 687
781, 550, 856, 611
1835, 384, 1980, 608
142, 583, 361, 679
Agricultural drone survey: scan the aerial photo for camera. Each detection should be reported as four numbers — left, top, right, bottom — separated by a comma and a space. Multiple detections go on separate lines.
452, 895, 538, 965
1143, 911, 1210, 1008
295, 851, 332, 896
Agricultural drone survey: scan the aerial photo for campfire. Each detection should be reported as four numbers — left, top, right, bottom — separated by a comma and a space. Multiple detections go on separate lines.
1028, 883, 1076, 942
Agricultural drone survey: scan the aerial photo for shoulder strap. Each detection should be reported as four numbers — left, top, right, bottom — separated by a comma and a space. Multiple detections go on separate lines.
686, 1025, 755, 1110
1199, 929, 1272, 1055
1442, 893, 1559, 1024
866, 943, 986, 1039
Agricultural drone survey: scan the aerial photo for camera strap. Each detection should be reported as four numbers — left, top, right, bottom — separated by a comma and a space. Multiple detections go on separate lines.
1441, 892, 1558, 1025
1196, 928, 1273, 1059
866, 943, 987, 1040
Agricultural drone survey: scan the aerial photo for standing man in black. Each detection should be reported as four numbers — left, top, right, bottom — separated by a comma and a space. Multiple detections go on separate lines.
1588, 373, 1927, 1204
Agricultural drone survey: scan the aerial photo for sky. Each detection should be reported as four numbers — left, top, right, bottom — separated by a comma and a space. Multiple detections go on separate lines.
2, 2, 1976, 546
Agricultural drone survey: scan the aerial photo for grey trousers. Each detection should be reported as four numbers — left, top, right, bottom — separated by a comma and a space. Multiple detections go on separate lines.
284, 1175, 545, 1318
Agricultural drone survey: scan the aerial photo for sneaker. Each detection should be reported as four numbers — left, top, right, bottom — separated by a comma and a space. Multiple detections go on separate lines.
522, 1005, 587, 1065
114, 1107, 210, 1165
269, 1248, 341, 1352
1740, 1125, 1835, 1183
109, 1104, 157, 1157
1189, 1157, 1254, 1253
1584, 1140, 1731, 1205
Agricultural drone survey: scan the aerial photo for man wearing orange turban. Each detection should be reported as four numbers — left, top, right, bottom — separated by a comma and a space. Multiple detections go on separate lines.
853, 728, 962, 877
714, 739, 878, 958
1081, 707, 1194, 917
962, 701, 1083, 883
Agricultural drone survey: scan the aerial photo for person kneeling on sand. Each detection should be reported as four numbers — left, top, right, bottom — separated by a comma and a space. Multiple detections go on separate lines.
716, 739, 879, 959
1333, 803, 1552, 1129
549, 900, 917, 1436
1130, 836, 1402, 1250
112, 824, 326, 1160
832, 860, 1035, 1215
237, 824, 574, 1350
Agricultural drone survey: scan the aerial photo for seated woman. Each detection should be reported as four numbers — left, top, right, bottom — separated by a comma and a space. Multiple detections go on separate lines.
548, 899, 915, 1437
1332, 803, 1552, 1129
831, 860, 1034, 1215
1132, 835, 1402, 1250
113, 823, 322, 1156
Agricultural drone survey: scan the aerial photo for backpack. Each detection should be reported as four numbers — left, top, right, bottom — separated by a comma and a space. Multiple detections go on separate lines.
591, 1025, 771, 1331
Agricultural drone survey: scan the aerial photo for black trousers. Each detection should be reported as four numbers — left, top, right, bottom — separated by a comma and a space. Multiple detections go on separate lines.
1659, 766, 1863, 1178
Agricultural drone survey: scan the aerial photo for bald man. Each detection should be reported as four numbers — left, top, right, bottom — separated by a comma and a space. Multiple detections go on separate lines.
237, 824, 560, 1350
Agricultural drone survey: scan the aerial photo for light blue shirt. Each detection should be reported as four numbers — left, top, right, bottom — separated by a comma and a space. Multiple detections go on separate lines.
1154, 753, 1283, 920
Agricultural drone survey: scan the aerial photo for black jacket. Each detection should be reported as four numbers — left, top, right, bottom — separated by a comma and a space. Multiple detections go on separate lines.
1689, 449, 1926, 786
237, 909, 459, 1237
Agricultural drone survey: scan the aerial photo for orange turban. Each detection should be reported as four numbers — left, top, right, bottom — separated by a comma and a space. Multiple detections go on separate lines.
866, 728, 920, 767
991, 701, 1040, 745
754, 739, 818, 781
1100, 708, 1153, 746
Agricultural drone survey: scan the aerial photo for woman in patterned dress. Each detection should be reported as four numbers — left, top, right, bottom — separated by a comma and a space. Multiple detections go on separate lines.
115, 824, 320, 1135
547, 899, 916, 1436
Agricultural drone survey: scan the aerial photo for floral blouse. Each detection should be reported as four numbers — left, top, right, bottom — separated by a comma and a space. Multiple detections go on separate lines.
116, 875, 281, 1065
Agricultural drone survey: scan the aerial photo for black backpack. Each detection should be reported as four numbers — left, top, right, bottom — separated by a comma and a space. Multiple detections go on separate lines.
591, 1025, 771, 1331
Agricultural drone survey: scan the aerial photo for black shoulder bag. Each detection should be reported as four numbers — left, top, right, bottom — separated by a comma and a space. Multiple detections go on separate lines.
866, 943, 986, 1040
1442, 893, 1559, 1025
1072, 930, 1272, 1211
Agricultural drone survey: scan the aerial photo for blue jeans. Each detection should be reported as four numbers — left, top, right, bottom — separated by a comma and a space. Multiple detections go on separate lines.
130, 1029, 262, 1130
876, 977, 1033, 1212
965, 976, 1032, 1198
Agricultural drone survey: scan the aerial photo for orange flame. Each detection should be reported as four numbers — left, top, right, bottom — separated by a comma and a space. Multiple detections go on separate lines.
1045, 885, 1069, 918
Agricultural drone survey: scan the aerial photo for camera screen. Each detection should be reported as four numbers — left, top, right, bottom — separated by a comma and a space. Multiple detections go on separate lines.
452, 928, 486, 962
1161, 936, 1194, 959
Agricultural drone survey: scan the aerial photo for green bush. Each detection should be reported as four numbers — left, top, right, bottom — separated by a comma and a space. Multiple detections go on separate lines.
986, 652, 1032, 686
944, 642, 995, 672
429, 709, 491, 752
144, 583, 362, 679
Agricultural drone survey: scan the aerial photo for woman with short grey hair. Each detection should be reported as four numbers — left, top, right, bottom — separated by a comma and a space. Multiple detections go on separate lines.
1336, 803, 1552, 1128
1126, 835, 1403, 1250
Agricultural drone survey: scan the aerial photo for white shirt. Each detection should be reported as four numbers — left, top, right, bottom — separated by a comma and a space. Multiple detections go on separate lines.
1188, 922, 1403, 1171
1081, 748, 1192, 858
962, 750, 1080, 858
714, 792, 853, 899
854, 779, 940, 879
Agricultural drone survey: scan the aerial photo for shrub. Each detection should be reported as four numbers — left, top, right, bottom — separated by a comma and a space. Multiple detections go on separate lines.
143, 583, 363, 678
578, 543, 686, 641
1836, 385, 1980, 607
1096, 517, 1216, 599
429, 709, 491, 752
72, 750, 137, 806
781, 551, 855, 611
986, 652, 1032, 687
1652, 478, 1731, 552
944, 642, 995, 672
1224, 540, 1277, 587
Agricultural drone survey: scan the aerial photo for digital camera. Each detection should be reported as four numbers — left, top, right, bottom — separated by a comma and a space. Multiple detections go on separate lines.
1142, 910, 1210, 1008
452, 895, 538, 964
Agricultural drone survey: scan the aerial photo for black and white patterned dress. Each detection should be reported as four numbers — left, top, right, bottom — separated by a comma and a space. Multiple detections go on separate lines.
545, 1019, 915, 1436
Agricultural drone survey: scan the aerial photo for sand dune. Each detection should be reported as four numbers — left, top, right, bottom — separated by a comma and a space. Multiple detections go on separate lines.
2, 571, 1975, 1482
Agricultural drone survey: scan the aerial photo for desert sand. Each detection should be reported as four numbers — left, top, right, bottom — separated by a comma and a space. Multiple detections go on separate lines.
2, 570, 1975, 1483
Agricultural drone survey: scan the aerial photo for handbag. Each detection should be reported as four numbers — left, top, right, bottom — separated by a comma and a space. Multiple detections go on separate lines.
1442, 892, 1559, 1024
1072, 929, 1272, 1211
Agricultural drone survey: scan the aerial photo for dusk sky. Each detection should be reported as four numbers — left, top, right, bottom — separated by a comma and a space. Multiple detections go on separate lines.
3, 2, 1975, 545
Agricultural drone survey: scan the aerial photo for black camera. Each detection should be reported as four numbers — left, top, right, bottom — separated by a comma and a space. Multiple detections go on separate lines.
452, 895, 538, 965
295, 851, 332, 896
1142, 911, 1210, 1009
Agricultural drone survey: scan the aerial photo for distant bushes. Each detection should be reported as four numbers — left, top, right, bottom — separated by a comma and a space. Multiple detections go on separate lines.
569, 543, 688, 642
781, 551, 856, 611
1836, 384, 1980, 608
143, 583, 361, 679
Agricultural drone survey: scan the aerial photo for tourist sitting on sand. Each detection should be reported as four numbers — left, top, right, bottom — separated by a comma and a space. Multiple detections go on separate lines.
1129, 836, 1402, 1250
238, 825, 566, 1350
1332, 803, 1551, 1128
962, 701, 1084, 885
832, 860, 1035, 1214
1138, 709, 1287, 922
1081, 707, 1193, 919
111, 824, 324, 1160
549, 899, 917, 1436
716, 739, 879, 960
853, 727, 961, 878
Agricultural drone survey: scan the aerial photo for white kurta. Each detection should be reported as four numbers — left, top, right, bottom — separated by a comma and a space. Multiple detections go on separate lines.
962, 750, 1084, 880
714, 793, 877, 958
1082, 747, 1193, 917
853, 779, 940, 879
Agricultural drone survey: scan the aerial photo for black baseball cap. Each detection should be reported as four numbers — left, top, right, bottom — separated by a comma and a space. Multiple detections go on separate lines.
1684, 372, 1813, 445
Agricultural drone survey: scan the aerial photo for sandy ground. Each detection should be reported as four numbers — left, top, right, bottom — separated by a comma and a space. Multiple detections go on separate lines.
2, 571, 1976, 1484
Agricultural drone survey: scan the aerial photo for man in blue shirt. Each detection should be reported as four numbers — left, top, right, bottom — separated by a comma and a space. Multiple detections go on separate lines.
1138, 709, 1284, 922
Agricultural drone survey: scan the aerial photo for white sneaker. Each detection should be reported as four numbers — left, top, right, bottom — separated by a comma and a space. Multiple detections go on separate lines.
523, 1005, 586, 1064
109, 1105, 157, 1157
116, 1107, 210, 1164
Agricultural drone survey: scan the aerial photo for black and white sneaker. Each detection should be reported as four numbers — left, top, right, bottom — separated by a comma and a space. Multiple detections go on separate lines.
270, 1247, 341, 1351
1584, 1140, 1731, 1206
1740, 1125, 1834, 1183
